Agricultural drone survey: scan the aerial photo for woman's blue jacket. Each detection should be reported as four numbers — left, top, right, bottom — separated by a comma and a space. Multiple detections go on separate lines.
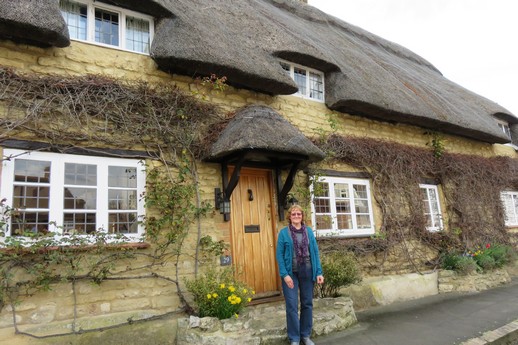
276, 225, 323, 282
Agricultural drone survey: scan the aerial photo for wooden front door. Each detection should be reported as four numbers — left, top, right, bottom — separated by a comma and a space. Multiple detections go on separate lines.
230, 167, 279, 297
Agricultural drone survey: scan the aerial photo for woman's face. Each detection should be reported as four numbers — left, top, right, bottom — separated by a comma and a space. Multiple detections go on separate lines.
289, 207, 304, 225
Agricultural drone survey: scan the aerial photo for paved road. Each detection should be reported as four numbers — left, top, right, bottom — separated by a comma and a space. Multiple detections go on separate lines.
317, 279, 518, 345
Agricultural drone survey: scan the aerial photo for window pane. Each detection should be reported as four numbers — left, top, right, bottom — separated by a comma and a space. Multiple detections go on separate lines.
335, 199, 351, 213
64, 213, 96, 234
337, 214, 352, 230
294, 67, 307, 96
14, 159, 51, 183
13, 186, 50, 209
314, 182, 329, 197
315, 214, 332, 230
309, 71, 323, 100
353, 184, 368, 199
95, 8, 119, 46
355, 199, 369, 213
64, 187, 97, 209
11, 211, 49, 236
109, 166, 137, 188
65, 163, 97, 185
420, 185, 442, 230
334, 183, 349, 198
314, 198, 330, 213
126, 16, 150, 53
108, 190, 137, 210
356, 215, 372, 229
60, 0, 87, 40
109, 212, 138, 234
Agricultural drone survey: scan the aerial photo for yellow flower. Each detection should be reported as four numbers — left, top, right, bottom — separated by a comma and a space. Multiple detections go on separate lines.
220, 283, 225, 289
228, 286, 236, 292
243, 288, 248, 294
235, 297, 242, 304
207, 294, 212, 299
234, 313, 239, 318
247, 297, 252, 302
212, 293, 218, 298
252, 290, 255, 295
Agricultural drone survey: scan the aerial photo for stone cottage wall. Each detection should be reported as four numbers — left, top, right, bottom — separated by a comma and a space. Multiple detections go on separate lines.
0, 38, 516, 343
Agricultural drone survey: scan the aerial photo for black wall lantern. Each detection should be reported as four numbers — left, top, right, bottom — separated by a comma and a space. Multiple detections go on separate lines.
214, 188, 231, 217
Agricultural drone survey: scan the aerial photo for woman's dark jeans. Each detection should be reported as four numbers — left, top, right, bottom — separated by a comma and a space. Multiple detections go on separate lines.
282, 262, 314, 342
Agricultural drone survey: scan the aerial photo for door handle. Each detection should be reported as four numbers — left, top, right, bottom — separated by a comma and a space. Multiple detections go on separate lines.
248, 189, 254, 201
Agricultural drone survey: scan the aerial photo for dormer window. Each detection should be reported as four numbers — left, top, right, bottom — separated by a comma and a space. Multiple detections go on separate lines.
280, 60, 324, 102
496, 119, 512, 139
60, 0, 154, 54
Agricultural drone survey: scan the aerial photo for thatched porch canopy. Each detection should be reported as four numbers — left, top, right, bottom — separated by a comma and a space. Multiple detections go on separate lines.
207, 105, 325, 166
0, 0, 515, 144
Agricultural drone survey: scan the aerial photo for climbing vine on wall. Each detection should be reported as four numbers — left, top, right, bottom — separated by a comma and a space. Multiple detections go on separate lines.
0, 67, 227, 337
316, 134, 518, 268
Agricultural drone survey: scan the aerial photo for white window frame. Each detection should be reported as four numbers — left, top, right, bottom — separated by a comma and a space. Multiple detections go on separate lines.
496, 119, 512, 140
0, 149, 146, 243
60, 0, 154, 55
310, 176, 375, 237
279, 59, 325, 102
501, 191, 518, 226
419, 184, 443, 232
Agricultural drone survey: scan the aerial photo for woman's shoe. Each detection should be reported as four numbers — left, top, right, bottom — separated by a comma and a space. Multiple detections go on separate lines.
302, 337, 315, 345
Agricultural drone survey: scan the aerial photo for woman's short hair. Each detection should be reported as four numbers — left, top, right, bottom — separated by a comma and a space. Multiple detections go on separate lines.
287, 204, 305, 224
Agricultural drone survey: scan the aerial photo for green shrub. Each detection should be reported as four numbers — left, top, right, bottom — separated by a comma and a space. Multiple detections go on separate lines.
441, 243, 515, 274
455, 256, 479, 274
316, 251, 362, 298
473, 253, 496, 271
440, 252, 478, 275
484, 244, 515, 268
185, 268, 254, 319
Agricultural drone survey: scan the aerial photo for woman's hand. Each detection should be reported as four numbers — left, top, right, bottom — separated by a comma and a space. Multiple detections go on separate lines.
284, 275, 294, 289
317, 275, 324, 285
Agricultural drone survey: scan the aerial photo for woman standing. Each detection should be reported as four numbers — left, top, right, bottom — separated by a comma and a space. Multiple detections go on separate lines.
276, 205, 324, 345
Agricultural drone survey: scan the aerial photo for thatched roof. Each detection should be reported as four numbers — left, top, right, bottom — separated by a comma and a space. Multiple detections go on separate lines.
0, 0, 69, 47
0, 0, 515, 144
208, 105, 325, 164
150, 0, 515, 144
95, 0, 173, 18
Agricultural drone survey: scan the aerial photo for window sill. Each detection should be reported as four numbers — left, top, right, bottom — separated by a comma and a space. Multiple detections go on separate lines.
0, 242, 150, 254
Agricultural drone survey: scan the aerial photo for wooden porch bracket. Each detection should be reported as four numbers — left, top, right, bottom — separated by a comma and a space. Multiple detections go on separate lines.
276, 161, 300, 221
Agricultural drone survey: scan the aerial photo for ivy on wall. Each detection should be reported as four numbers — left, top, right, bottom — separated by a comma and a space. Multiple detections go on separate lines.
316, 134, 518, 270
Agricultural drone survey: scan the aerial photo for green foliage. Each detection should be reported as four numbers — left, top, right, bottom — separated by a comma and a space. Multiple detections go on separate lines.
142, 165, 211, 245
426, 131, 446, 158
440, 243, 515, 274
0, 231, 138, 309
316, 252, 362, 298
185, 268, 254, 319
473, 253, 496, 271
199, 236, 229, 263
440, 252, 478, 275
483, 244, 515, 268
